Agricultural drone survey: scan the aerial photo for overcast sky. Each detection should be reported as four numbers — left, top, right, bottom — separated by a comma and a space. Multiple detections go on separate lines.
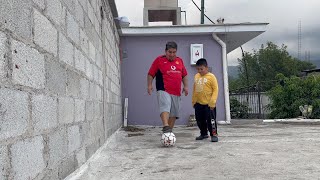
115, 0, 320, 66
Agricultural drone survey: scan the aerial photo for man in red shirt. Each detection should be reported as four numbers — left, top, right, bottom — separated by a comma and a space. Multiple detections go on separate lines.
147, 41, 188, 133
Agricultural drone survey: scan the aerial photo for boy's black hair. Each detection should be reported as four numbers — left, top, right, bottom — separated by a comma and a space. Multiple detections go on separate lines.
196, 58, 208, 67
165, 41, 177, 50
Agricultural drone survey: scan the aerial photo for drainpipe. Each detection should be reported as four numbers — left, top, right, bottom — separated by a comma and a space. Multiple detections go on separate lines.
212, 33, 231, 123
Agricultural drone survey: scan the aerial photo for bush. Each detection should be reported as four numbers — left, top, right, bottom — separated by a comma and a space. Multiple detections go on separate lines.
230, 98, 249, 119
267, 73, 320, 118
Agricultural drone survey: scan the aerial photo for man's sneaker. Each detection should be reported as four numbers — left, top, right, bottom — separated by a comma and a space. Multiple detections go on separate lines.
195, 135, 209, 140
162, 126, 172, 133
211, 135, 218, 142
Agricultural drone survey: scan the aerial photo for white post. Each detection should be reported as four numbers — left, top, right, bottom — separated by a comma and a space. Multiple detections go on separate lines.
124, 98, 128, 127
212, 33, 231, 123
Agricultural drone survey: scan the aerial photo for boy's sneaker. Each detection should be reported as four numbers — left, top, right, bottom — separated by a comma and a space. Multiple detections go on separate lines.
162, 126, 172, 133
195, 135, 209, 140
211, 135, 218, 142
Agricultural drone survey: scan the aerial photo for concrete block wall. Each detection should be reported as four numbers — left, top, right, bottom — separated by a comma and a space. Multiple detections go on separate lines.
0, 0, 122, 179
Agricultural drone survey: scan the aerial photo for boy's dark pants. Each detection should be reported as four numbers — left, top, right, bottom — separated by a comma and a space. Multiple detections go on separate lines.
194, 103, 217, 136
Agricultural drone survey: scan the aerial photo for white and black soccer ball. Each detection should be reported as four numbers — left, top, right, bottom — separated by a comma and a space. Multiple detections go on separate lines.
161, 132, 176, 147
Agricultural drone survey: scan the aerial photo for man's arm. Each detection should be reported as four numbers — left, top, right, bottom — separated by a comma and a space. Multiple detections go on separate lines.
147, 75, 154, 95
182, 75, 188, 96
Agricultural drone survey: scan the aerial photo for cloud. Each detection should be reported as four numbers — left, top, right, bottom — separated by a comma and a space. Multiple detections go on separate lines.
116, 0, 320, 65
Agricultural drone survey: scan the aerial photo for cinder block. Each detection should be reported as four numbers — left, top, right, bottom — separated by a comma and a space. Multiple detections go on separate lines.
87, 3, 95, 25
88, 41, 96, 62
66, 12, 80, 45
0, 88, 29, 141
63, 0, 76, 14
93, 16, 100, 38
76, 148, 86, 166
98, 70, 103, 86
33, 0, 45, 10
67, 125, 81, 154
0, 0, 32, 40
34, 9, 58, 56
0, 32, 7, 80
41, 167, 59, 180
85, 101, 94, 121
93, 101, 100, 120
11, 136, 45, 180
45, 57, 67, 95
85, 141, 99, 160
85, 59, 93, 80
48, 128, 67, 166
59, 33, 74, 67
80, 29, 89, 56
75, 1, 84, 28
66, 70, 80, 97
96, 118, 105, 142
75, 99, 85, 122
78, 0, 87, 12
79, 122, 90, 145
84, 15, 94, 42
75, 48, 86, 73
12, 40, 45, 89
80, 78, 89, 99
89, 81, 96, 100
58, 155, 77, 180
58, 97, 74, 124
95, 84, 102, 101
46, 0, 66, 29
32, 94, 58, 133
95, 51, 102, 69
0, 146, 8, 180
92, 65, 98, 83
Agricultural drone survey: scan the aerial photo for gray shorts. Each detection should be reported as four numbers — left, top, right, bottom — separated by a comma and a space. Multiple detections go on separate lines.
157, 90, 181, 119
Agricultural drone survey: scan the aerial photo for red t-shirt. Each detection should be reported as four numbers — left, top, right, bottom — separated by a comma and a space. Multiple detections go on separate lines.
148, 55, 188, 96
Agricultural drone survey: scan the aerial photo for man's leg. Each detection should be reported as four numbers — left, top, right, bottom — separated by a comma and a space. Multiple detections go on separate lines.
157, 91, 172, 133
160, 112, 170, 127
169, 94, 180, 130
168, 117, 176, 129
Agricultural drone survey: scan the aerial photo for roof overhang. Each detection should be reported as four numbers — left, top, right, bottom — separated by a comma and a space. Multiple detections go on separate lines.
105, 0, 121, 30
119, 23, 268, 53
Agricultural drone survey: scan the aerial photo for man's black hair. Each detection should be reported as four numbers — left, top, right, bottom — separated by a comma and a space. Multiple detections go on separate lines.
196, 58, 208, 67
165, 41, 178, 50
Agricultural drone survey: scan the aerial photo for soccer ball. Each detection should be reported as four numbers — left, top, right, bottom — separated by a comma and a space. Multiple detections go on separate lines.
161, 132, 176, 147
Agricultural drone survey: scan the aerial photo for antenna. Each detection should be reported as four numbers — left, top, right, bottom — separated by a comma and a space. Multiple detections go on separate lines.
298, 20, 301, 60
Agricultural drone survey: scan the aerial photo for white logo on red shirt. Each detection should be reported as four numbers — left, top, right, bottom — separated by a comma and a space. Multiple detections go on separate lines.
171, 65, 176, 70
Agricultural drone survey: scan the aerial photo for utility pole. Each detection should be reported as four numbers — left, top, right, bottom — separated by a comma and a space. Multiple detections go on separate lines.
201, 0, 204, 24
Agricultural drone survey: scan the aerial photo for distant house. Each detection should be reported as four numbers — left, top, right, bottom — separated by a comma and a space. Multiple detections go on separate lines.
120, 0, 268, 126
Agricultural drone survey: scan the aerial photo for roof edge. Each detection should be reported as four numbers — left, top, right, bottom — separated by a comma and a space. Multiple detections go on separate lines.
119, 23, 268, 36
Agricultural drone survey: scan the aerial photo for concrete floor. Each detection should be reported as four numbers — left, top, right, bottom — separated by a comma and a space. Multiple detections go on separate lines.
65, 121, 320, 180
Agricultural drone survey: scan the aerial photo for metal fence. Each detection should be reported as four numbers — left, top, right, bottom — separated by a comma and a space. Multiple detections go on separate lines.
229, 81, 276, 119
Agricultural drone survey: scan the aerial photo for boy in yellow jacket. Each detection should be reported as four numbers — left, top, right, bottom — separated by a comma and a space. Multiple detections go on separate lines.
192, 58, 219, 142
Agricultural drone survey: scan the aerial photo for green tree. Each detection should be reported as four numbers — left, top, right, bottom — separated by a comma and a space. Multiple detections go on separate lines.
230, 42, 316, 91
267, 74, 320, 119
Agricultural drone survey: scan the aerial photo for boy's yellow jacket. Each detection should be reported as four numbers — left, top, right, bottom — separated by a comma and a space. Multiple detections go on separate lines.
192, 72, 219, 108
